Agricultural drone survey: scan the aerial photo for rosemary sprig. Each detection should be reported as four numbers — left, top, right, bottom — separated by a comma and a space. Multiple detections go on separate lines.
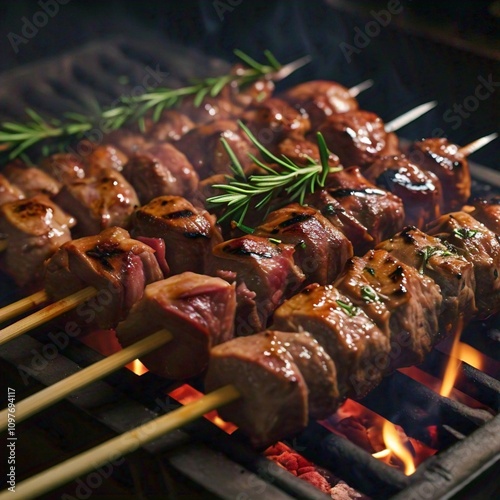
207, 121, 342, 228
0, 50, 284, 160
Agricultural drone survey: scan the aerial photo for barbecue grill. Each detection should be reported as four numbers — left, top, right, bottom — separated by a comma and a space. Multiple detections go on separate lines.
0, 1, 499, 498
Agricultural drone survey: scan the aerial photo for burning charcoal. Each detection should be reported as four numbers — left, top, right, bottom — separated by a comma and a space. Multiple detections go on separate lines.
377, 226, 477, 338
116, 272, 236, 379
0, 195, 74, 290
254, 203, 353, 286
131, 195, 222, 275
364, 155, 443, 228
45, 227, 164, 330
55, 168, 139, 236
427, 211, 500, 318
205, 331, 309, 448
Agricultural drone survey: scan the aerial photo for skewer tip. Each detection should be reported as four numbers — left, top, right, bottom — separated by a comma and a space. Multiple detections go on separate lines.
459, 132, 498, 156
349, 79, 374, 97
272, 55, 312, 81
385, 100, 438, 133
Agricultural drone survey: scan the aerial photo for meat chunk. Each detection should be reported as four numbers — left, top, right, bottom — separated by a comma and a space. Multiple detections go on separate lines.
3, 159, 61, 198
84, 144, 128, 176
335, 249, 442, 370
377, 226, 476, 337
254, 204, 353, 285
427, 212, 500, 318
0, 195, 74, 289
273, 284, 389, 398
471, 199, 500, 234
39, 153, 87, 184
364, 155, 443, 228
148, 110, 195, 142
131, 195, 222, 275
205, 331, 309, 448
116, 273, 236, 379
317, 110, 400, 168
208, 235, 305, 335
0, 173, 24, 205
305, 189, 374, 255
102, 130, 151, 156
281, 80, 359, 128
325, 167, 405, 246
242, 98, 311, 145
272, 136, 341, 168
55, 169, 139, 236
122, 143, 198, 203
44, 227, 164, 330
408, 138, 470, 212
175, 120, 256, 178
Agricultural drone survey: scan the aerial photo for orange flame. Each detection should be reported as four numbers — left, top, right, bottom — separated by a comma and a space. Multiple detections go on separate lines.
126, 358, 149, 375
381, 421, 416, 475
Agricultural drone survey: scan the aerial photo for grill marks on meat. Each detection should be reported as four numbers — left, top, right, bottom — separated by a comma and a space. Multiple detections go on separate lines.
336, 249, 442, 369
131, 196, 222, 275
427, 212, 500, 318
280, 80, 359, 128
123, 143, 198, 204
409, 138, 471, 212
44, 227, 164, 329
364, 155, 443, 228
209, 235, 305, 335
205, 331, 309, 448
0, 195, 74, 289
324, 167, 405, 247
317, 110, 400, 168
255, 204, 353, 285
377, 226, 476, 338
116, 272, 236, 380
273, 284, 389, 398
55, 169, 139, 236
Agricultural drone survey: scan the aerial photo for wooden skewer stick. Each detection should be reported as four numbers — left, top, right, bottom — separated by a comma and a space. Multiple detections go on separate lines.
0, 385, 240, 500
0, 290, 49, 324
272, 55, 312, 81
348, 79, 373, 97
459, 132, 498, 157
384, 100, 438, 133
0, 286, 97, 346
0, 329, 172, 430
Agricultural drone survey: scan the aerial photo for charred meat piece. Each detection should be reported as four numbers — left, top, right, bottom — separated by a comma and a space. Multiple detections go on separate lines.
0, 173, 24, 205
39, 153, 87, 184
274, 284, 389, 398
148, 110, 195, 142
3, 159, 61, 198
408, 138, 470, 212
123, 143, 198, 204
208, 235, 305, 335
427, 212, 500, 318
377, 226, 476, 338
0, 195, 74, 290
317, 110, 399, 168
84, 144, 128, 176
273, 136, 341, 168
56, 169, 139, 236
131, 195, 223, 275
242, 98, 311, 145
45, 227, 164, 330
281, 80, 359, 127
176, 120, 256, 178
255, 204, 353, 285
325, 167, 405, 246
471, 199, 500, 234
336, 249, 442, 370
205, 331, 309, 448
116, 272, 236, 379
305, 189, 374, 255
364, 155, 443, 228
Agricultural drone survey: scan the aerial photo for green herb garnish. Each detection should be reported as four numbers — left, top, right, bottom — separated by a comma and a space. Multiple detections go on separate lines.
417, 246, 453, 274
452, 228, 479, 240
336, 299, 358, 317
361, 285, 379, 303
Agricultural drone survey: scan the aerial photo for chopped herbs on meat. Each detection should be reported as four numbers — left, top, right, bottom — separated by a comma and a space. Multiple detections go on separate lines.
417, 246, 453, 274
453, 228, 479, 239
336, 299, 358, 316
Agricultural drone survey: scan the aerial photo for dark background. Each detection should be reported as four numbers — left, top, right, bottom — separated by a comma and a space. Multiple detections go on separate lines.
0, 0, 498, 167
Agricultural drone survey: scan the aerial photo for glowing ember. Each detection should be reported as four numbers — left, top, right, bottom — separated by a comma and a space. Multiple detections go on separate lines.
169, 384, 237, 434
126, 358, 149, 375
382, 421, 416, 475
